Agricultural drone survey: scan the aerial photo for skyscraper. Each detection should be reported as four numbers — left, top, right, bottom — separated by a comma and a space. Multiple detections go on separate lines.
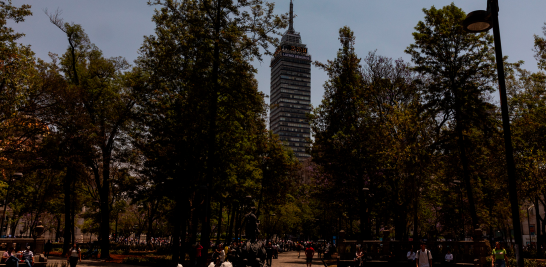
270, 0, 311, 160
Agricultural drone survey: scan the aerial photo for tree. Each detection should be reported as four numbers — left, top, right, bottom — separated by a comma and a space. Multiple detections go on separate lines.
311, 26, 370, 239
135, 0, 287, 264
43, 13, 136, 257
534, 23, 546, 71
405, 3, 497, 229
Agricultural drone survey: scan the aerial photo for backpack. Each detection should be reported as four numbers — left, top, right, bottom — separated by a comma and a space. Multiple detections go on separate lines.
416, 249, 431, 263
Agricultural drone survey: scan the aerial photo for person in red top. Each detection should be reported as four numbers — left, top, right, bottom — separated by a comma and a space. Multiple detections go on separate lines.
305, 244, 315, 267
195, 242, 203, 267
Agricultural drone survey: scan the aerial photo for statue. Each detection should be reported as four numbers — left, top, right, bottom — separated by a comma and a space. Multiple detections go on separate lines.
241, 207, 260, 243
235, 207, 266, 267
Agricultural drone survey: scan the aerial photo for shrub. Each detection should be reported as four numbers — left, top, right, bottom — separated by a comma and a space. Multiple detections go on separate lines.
122, 255, 172, 266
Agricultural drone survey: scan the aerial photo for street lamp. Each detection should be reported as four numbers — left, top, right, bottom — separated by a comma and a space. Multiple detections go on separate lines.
463, 1, 523, 266
527, 205, 535, 245
0, 172, 22, 237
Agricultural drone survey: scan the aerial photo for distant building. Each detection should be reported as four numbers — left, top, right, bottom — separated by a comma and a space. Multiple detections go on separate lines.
270, 0, 312, 160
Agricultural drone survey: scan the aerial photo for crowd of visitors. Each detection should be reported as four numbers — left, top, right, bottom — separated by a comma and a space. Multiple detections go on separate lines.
193, 240, 335, 267
404, 241, 509, 267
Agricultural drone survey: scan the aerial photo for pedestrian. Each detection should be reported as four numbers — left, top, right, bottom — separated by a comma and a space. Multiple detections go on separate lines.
44, 240, 52, 258
218, 244, 225, 263
305, 244, 315, 267
407, 246, 416, 266
491, 242, 508, 267
266, 242, 274, 266
445, 249, 454, 265
355, 247, 364, 267
297, 242, 302, 258
212, 245, 225, 266
67, 243, 81, 267
196, 242, 203, 267
22, 246, 34, 267
416, 242, 432, 267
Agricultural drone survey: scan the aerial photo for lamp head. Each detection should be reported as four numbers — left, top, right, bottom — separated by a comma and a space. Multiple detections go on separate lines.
463, 10, 492, 33
11, 173, 23, 180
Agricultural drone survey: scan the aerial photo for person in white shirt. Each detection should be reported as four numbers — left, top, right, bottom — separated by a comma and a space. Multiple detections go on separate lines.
416, 242, 432, 267
445, 250, 453, 264
407, 246, 416, 266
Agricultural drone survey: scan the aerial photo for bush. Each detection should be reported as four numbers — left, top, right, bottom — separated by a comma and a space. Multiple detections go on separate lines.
497, 258, 545, 267
122, 255, 172, 266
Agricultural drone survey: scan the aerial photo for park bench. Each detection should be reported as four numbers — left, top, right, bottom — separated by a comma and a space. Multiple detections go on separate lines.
0, 252, 47, 267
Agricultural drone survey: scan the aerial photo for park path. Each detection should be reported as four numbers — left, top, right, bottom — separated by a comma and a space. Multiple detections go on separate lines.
46, 256, 138, 267
45, 250, 325, 267
274, 251, 324, 267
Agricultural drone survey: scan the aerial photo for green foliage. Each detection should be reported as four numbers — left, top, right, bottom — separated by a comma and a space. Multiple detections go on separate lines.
122, 255, 172, 266
535, 23, 546, 71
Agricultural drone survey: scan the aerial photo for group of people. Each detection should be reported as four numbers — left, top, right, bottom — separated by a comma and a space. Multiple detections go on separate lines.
195, 240, 331, 267
404, 241, 509, 267
111, 236, 170, 247
1, 245, 35, 267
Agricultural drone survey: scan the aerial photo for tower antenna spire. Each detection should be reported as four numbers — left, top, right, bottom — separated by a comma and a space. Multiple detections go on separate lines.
288, 0, 294, 32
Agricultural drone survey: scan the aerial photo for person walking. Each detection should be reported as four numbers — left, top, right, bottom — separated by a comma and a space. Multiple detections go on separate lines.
67, 243, 81, 267
491, 242, 508, 267
297, 243, 302, 258
305, 244, 315, 267
407, 246, 416, 267
266, 242, 274, 266
416, 242, 432, 267
195, 242, 203, 267
44, 240, 52, 259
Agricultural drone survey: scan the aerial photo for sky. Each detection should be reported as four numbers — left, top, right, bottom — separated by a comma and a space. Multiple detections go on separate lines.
10, 0, 546, 109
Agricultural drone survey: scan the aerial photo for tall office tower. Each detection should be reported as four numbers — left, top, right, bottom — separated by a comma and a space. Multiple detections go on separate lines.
270, 0, 311, 160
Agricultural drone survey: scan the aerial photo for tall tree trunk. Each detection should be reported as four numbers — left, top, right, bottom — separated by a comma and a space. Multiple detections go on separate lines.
172, 194, 183, 265
71, 176, 76, 245
233, 207, 240, 243
55, 215, 61, 241
226, 203, 236, 244
535, 199, 541, 249
190, 202, 199, 246
454, 93, 479, 228
215, 201, 223, 246
413, 192, 418, 241
63, 168, 72, 256
358, 178, 370, 241
180, 198, 189, 265
201, 1, 222, 265
100, 154, 111, 259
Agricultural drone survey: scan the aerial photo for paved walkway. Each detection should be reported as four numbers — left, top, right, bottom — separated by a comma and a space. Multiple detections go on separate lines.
46, 256, 138, 267
45, 250, 324, 267
274, 251, 324, 267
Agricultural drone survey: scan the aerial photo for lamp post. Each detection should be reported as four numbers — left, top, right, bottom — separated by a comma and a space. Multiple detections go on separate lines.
527, 205, 535, 245
0, 172, 22, 237
33, 221, 45, 253
463, 1, 523, 266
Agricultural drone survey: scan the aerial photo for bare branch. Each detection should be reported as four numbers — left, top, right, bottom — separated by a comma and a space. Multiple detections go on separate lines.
43, 7, 66, 32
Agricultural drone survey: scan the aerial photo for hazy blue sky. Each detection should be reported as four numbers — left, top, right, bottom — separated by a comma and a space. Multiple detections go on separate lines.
11, 0, 546, 108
